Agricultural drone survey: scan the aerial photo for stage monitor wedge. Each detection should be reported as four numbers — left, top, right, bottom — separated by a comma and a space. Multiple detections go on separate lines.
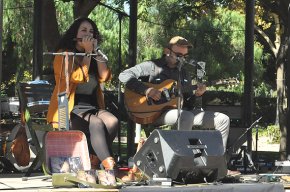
133, 129, 227, 183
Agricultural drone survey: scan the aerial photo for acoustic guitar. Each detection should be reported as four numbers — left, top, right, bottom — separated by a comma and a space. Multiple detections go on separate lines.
124, 77, 239, 124
124, 79, 197, 124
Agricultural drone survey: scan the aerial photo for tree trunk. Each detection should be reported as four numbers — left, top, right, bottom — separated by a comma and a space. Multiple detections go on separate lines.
42, 0, 60, 52
277, 63, 287, 160
73, 0, 99, 18
276, 45, 288, 160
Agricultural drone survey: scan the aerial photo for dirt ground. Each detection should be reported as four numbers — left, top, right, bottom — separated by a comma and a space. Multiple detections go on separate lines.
252, 136, 280, 152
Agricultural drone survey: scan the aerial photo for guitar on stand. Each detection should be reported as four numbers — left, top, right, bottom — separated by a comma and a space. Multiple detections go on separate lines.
194, 61, 206, 110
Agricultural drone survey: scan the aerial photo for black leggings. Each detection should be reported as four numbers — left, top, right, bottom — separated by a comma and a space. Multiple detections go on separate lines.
70, 109, 119, 161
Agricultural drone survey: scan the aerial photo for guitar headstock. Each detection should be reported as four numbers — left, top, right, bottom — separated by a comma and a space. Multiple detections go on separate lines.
196, 61, 206, 81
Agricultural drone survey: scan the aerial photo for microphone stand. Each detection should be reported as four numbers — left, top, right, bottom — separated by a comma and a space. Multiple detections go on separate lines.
227, 116, 262, 153
117, 11, 123, 161
177, 58, 184, 130
227, 116, 262, 173
176, 59, 201, 130
97, 1, 130, 160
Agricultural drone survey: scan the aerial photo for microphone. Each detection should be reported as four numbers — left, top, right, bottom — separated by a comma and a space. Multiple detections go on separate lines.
186, 59, 205, 70
176, 57, 186, 63
95, 47, 108, 61
176, 57, 186, 69
187, 59, 197, 67
182, 59, 206, 78
176, 58, 205, 70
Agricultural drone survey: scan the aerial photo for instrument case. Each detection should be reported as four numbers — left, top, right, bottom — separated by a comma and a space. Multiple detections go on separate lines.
43, 130, 91, 174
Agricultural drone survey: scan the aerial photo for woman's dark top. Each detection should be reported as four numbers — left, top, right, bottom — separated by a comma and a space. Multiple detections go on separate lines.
72, 55, 99, 115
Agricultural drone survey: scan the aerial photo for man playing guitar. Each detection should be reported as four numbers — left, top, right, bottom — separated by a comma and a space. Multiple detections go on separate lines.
119, 36, 236, 175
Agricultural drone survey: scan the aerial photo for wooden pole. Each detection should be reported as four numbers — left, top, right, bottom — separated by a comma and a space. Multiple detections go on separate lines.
0, 0, 3, 124
127, 0, 138, 158
244, 0, 255, 157
33, 0, 42, 80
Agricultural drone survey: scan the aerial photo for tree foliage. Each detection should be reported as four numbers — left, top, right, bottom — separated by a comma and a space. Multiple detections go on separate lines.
136, 2, 265, 87
220, 0, 290, 159
1, 0, 269, 94
253, 0, 289, 159
1, 1, 34, 96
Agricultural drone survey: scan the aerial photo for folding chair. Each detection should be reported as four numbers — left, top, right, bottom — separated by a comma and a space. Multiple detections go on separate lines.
17, 81, 54, 177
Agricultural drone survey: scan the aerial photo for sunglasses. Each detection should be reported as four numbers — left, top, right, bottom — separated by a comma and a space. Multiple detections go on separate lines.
169, 48, 189, 58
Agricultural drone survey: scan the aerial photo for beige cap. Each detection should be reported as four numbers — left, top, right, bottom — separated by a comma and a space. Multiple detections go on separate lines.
168, 36, 193, 48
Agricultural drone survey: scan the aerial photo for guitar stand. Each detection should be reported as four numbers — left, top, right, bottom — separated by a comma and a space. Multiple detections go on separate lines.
0, 156, 18, 173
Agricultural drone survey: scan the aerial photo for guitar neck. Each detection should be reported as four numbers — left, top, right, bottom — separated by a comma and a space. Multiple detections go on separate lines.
182, 84, 198, 93
195, 82, 203, 109
195, 64, 205, 109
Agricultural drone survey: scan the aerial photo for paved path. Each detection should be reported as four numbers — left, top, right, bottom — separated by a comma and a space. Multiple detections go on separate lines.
1, 173, 52, 191
0, 173, 118, 191
0, 173, 288, 192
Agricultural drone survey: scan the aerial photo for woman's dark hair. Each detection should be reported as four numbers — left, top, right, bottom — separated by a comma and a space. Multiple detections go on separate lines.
56, 17, 102, 51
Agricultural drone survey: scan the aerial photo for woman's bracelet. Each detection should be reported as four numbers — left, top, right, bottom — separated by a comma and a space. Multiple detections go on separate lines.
93, 55, 107, 63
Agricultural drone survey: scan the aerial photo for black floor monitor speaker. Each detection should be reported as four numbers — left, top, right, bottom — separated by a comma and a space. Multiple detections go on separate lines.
133, 129, 227, 183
